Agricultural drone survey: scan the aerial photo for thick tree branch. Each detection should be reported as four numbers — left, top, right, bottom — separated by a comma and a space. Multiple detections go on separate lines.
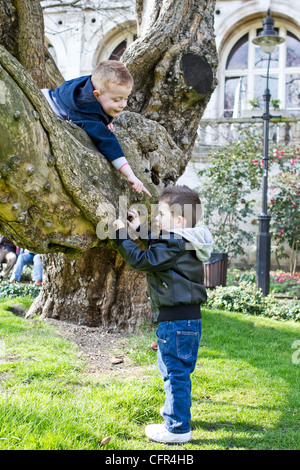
123, 0, 218, 154
41, 0, 131, 12
13, 0, 49, 87
0, 44, 186, 255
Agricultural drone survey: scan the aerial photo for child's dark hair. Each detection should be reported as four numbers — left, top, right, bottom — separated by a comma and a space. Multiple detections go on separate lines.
160, 185, 202, 227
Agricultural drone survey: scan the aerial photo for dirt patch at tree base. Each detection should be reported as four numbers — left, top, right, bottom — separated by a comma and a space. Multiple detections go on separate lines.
45, 318, 152, 378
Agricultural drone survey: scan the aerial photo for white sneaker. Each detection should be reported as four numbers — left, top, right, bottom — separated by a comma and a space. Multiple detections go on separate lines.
145, 423, 191, 444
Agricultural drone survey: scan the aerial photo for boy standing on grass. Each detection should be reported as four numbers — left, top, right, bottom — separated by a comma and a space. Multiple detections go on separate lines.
42, 60, 151, 197
113, 185, 213, 444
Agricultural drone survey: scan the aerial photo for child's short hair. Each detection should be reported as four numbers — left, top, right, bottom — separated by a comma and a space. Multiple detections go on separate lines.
160, 185, 202, 228
91, 60, 133, 92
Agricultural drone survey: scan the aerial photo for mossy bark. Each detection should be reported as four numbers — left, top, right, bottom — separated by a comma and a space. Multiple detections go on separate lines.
0, 0, 217, 330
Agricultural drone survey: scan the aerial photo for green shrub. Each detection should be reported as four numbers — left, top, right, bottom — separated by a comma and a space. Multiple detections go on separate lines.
263, 296, 300, 322
227, 268, 256, 285
0, 281, 41, 299
207, 281, 300, 322
269, 152, 299, 274
197, 130, 299, 267
227, 268, 300, 297
198, 129, 263, 257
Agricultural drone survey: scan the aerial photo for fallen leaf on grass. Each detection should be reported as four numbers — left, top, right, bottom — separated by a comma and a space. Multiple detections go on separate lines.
100, 436, 111, 446
110, 356, 124, 364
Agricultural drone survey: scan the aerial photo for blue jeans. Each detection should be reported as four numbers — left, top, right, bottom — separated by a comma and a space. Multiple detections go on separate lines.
11, 253, 43, 282
156, 319, 202, 434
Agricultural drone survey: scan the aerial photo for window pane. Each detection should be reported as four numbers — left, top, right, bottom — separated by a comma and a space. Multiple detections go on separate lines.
286, 32, 300, 67
254, 74, 278, 103
285, 74, 300, 108
224, 76, 248, 116
226, 34, 248, 70
254, 47, 279, 69
109, 40, 127, 60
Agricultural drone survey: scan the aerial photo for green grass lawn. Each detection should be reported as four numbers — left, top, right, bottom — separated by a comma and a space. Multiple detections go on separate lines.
0, 296, 299, 450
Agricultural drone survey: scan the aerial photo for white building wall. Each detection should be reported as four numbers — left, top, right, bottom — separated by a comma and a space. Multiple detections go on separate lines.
42, 0, 136, 80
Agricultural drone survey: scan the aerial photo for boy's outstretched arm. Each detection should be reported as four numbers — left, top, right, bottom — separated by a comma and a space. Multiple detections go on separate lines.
119, 163, 152, 197
112, 220, 181, 272
79, 120, 152, 197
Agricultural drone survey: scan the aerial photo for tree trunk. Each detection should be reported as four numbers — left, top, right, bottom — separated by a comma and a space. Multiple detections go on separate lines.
30, 250, 152, 331
124, 0, 218, 155
0, 0, 63, 88
0, 0, 217, 330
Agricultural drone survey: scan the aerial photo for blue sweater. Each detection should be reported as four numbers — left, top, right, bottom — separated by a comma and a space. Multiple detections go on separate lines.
52, 75, 124, 163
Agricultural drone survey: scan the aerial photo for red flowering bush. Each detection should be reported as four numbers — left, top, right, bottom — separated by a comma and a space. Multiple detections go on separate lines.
269, 148, 299, 274
198, 129, 263, 257
198, 130, 299, 269
270, 271, 300, 297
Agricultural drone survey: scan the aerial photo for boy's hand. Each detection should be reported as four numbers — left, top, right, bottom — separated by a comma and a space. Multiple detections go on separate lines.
113, 219, 125, 230
119, 163, 152, 198
106, 123, 114, 132
127, 174, 152, 198
127, 209, 141, 230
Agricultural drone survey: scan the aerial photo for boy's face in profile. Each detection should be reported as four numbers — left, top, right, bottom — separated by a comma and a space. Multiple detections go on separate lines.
93, 83, 132, 118
155, 200, 186, 232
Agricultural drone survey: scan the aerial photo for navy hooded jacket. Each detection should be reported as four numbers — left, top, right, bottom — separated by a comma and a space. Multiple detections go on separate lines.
52, 75, 124, 163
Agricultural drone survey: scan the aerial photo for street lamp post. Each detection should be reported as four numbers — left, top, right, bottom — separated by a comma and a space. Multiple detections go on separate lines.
252, 10, 285, 296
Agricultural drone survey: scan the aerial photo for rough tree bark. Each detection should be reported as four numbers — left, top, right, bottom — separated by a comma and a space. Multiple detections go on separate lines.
0, 0, 217, 331
0, 0, 63, 88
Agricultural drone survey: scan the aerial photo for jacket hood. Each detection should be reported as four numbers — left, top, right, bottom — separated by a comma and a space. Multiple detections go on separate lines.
53, 75, 112, 125
170, 225, 213, 261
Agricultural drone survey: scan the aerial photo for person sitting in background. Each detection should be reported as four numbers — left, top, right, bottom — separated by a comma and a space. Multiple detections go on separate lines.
10, 249, 43, 286
0, 235, 17, 280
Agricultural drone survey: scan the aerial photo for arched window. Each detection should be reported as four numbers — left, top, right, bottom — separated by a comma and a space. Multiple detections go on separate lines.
94, 23, 137, 65
223, 21, 300, 117
109, 40, 127, 60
